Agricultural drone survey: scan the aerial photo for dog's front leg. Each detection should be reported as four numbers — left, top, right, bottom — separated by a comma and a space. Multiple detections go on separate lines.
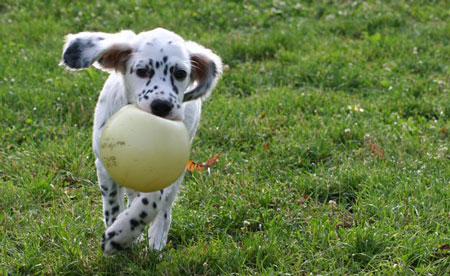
101, 190, 164, 255
148, 206, 172, 251
101, 174, 183, 255
147, 174, 184, 250
95, 159, 125, 227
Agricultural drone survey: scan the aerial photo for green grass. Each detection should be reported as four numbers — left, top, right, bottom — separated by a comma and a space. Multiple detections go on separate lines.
1, 0, 449, 275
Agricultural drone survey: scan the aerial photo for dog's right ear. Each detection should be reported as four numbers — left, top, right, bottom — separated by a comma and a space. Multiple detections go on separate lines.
61, 30, 136, 72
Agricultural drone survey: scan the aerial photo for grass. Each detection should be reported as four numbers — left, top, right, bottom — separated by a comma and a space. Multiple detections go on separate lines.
1, 0, 449, 275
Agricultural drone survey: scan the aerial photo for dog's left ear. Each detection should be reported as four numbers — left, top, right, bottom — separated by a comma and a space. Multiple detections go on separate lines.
183, 41, 223, 102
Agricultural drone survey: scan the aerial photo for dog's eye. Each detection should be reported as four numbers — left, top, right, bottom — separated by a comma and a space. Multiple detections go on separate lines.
173, 69, 187, 81
136, 68, 148, 78
136, 68, 154, 78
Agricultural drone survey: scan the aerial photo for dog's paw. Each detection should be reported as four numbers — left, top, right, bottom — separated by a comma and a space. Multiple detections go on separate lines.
101, 213, 146, 255
101, 230, 126, 256
148, 221, 168, 251
149, 233, 167, 251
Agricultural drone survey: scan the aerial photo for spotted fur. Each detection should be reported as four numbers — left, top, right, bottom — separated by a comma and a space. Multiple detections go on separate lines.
61, 28, 222, 256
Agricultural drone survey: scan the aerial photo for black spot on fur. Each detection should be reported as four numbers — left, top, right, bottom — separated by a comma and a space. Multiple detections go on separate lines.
149, 59, 153, 66
99, 121, 106, 129
63, 38, 88, 69
164, 212, 168, 219
140, 211, 147, 218
109, 199, 114, 205
170, 76, 179, 94
108, 231, 116, 238
154, 85, 158, 90
112, 205, 120, 214
156, 61, 160, 69
130, 67, 134, 74
105, 210, 109, 216
63, 37, 104, 69
149, 68, 155, 79
142, 198, 149, 205
110, 241, 123, 250
163, 56, 168, 63
153, 202, 157, 209
101, 185, 108, 191
101, 190, 106, 196
130, 219, 139, 228
146, 80, 151, 86
164, 65, 168, 76
112, 217, 116, 223
109, 190, 117, 197
210, 62, 218, 77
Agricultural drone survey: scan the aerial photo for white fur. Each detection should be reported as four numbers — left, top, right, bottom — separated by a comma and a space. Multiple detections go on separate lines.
61, 28, 222, 255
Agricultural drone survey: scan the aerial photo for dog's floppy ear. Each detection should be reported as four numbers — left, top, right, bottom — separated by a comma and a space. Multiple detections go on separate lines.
61, 30, 136, 72
183, 41, 223, 102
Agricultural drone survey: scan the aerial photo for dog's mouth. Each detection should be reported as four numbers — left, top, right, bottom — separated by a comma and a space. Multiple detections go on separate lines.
135, 103, 183, 121
158, 113, 183, 121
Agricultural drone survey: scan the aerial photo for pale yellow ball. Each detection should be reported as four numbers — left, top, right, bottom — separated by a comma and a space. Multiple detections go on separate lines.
99, 105, 190, 192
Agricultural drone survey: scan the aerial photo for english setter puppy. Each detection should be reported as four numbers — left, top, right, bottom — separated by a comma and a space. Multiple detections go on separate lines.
61, 28, 222, 255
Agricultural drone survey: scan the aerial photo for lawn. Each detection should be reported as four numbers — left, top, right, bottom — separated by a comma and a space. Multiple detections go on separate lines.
1, 0, 449, 275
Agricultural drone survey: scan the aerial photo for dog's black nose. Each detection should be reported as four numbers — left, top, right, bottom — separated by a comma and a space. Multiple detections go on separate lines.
150, 99, 172, 117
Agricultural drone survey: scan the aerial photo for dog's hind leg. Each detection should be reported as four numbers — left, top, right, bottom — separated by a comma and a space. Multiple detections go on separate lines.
96, 159, 125, 227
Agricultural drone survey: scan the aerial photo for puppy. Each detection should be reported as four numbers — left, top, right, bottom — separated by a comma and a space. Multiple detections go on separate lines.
61, 28, 222, 255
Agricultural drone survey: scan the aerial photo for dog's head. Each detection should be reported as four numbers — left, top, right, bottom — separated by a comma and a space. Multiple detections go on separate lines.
61, 28, 222, 120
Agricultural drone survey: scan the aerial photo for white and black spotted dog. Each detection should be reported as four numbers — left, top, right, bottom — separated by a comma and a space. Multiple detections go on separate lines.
61, 28, 222, 255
